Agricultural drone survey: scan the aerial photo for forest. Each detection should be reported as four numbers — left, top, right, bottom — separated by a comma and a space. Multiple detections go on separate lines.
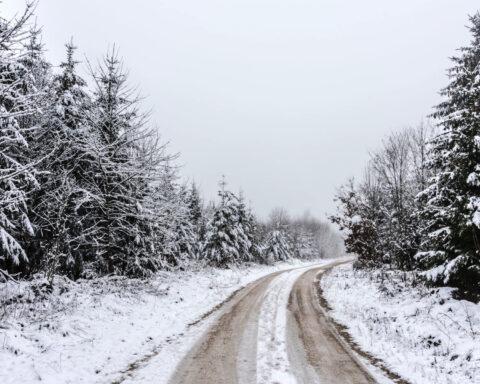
331, 13, 480, 302
0, 3, 341, 283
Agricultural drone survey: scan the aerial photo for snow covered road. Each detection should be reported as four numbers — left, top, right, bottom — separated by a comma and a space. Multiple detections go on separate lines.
167, 260, 383, 384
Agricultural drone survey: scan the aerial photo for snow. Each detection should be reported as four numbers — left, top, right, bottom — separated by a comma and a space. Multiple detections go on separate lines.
350, 214, 362, 224
0, 259, 325, 384
321, 263, 480, 384
256, 267, 317, 384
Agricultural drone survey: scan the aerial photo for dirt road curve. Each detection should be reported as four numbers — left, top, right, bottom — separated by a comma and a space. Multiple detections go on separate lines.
169, 261, 377, 384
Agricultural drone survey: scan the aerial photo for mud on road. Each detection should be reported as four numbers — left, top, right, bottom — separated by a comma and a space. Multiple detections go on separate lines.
169, 261, 380, 384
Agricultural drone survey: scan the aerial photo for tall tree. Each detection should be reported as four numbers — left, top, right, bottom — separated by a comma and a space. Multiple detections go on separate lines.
29, 40, 94, 279
88, 50, 158, 276
0, 5, 42, 278
416, 14, 480, 299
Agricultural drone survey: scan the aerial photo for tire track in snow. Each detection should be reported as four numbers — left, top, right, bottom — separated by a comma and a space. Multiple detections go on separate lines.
166, 259, 382, 384
255, 268, 307, 384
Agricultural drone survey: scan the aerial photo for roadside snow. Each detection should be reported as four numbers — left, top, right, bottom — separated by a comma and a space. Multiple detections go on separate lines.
321, 263, 480, 384
0, 259, 324, 384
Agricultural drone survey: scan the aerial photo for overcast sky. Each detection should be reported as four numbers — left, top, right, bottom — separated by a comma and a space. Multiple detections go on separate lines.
3, 1, 480, 218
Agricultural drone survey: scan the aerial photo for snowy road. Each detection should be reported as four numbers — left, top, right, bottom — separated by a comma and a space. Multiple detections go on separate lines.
168, 261, 379, 384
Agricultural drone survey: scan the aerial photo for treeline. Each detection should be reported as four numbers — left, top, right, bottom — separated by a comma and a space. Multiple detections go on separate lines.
0, 4, 340, 282
331, 13, 480, 301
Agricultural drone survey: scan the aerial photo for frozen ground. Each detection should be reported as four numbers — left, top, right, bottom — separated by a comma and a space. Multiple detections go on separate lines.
0, 259, 322, 384
321, 263, 480, 384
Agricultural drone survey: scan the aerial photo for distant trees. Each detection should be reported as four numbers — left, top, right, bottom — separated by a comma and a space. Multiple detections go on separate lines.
262, 208, 344, 262
332, 13, 480, 301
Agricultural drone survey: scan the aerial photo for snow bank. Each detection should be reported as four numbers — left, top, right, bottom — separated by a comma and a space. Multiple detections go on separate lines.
321, 263, 480, 384
0, 259, 322, 384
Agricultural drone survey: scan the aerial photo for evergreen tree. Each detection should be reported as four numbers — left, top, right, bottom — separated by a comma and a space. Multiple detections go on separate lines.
151, 165, 196, 267
236, 192, 254, 261
416, 14, 480, 299
0, 5, 41, 277
175, 184, 197, 264
262, 229, 290, 263
186, 181, 205, 254
187, 181, 203, 228
88, 50, 157, 276
202, 178, 249, 267
29, 40, 94, 279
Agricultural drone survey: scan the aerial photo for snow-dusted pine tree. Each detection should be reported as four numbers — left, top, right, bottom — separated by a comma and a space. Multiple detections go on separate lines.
262, 229, 290, 264
236, 192, 254, 261
150, 163, 196, 267
29, 40, 94, 279
202, 178, 249, 267
416, 14, 480, 299
0, 6, 42, 277
186, 181, 205, 253
88, 50, 158, 276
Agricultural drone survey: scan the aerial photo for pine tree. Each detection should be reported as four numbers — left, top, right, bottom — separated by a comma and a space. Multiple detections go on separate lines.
88, 50, 158, 277
186, 181, 205, 254
416, 14, 480, 299
202, 178, 249, 267
151, 164, 196, 267
0, 5, 42, 277
29, 40, 94, 279
262, 229, 290, 263
175, 184, 197, 264
187, 181, 203, 228
236, 192, 254, 261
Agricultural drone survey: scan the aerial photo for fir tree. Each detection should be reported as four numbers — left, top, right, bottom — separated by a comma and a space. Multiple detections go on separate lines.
151, 164, 196, 267
88, 50, 157, 276
0, 5, 42, 277
416, 14, 480, 299
237, 192, 257, 261
202, 178, 249, 267
186, 181, 205, 254
262, 229, 290, 263
29, 40, 94, 279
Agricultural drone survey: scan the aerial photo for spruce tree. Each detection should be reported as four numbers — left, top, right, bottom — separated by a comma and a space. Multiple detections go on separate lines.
237, 192, 257, 261
262, 229, 290, 263
202, 178, 248, 267
151, 164, 196, 267
88, 50, 156, 276
29, 40, 94, 279
0, 6, 41, 277
187, 181, 205, 254
416, 14, 480, 299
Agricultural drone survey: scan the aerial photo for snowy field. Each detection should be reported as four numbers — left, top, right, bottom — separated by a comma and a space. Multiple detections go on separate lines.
321, 263, 480, 384
0, 259, 326, 384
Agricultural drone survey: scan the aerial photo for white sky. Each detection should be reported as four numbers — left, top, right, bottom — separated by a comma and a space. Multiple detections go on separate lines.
3, 0, 479, 218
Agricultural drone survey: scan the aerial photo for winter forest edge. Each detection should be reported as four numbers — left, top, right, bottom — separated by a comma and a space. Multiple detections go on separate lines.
331, 13, 480, 302
0, 2, 343, 283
